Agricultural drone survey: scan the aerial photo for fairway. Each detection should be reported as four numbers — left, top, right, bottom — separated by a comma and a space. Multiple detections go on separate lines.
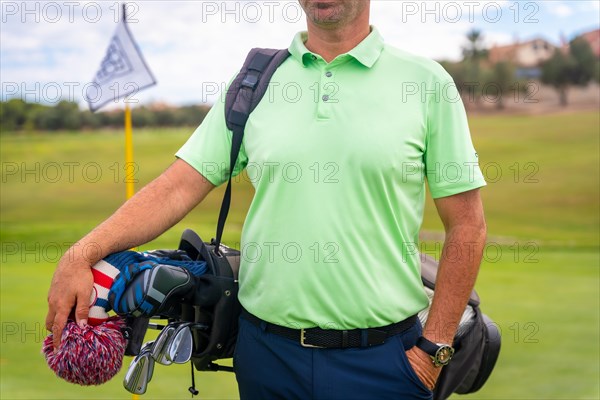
1, 111, 599, 399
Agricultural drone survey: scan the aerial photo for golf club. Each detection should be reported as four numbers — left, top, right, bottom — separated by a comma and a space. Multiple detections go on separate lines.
151, 324, 177, 365
123, 341, 155, 395
166, 323, 194, 364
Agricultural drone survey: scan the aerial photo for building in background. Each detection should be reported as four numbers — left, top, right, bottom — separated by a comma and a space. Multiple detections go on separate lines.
488, 38, 555, 79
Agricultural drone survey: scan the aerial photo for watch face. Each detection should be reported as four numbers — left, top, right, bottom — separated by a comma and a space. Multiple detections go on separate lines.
434, 346, 455, 366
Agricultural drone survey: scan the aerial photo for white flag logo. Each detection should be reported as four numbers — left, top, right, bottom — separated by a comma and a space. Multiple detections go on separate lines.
87, 18, 156, 111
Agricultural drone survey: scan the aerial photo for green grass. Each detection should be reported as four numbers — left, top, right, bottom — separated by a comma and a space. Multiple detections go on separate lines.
460, 250, 599, 400
422, 112, 600, 248
1, 111, 599, 399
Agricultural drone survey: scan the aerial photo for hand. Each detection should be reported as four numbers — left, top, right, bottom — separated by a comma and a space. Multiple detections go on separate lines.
45, 253, 94, 350
405, 346, 442, 391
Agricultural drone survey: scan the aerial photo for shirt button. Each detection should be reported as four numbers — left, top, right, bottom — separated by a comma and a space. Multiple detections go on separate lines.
322, 95, 330, 102
325, 71, 332, 77
311, 55, 317, 61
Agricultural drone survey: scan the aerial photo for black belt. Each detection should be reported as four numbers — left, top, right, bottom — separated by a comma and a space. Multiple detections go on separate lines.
241, 309, 417, 349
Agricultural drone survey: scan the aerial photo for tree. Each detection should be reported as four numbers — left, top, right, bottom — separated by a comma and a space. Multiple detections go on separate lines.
440, 60, 467, 89
462, 29, 489, 62
483, 61, 516, 109
462, 30, 489, 79
0, 100, 214, 132
541, 38, 596, 106
569, 37, 596, 85
55, 101, 82, 130
131, 106, 156, 127
541, 50, 574, 106
461, 29, 489, 105
80, 110, 102, 129
0, 99, 28, 132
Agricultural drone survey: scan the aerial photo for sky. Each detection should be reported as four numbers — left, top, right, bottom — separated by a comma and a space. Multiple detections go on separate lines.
1, 0, 599, 107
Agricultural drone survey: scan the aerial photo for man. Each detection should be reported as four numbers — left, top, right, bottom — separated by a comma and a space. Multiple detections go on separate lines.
46, 1, 486, 398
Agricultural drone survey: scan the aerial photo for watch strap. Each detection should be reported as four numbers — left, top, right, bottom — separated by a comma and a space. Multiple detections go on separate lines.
416, 336, 440, 356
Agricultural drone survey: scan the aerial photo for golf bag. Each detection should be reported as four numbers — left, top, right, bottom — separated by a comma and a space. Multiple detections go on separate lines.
177, 229, 241, 371
115, 229, 241, 372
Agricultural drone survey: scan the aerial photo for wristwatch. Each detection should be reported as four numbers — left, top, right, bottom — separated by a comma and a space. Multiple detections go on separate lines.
415, 337, 455, 367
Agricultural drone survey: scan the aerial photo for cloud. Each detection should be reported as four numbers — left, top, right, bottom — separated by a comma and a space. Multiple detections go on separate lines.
576, 0, 600, 12
546, 2, 574, 18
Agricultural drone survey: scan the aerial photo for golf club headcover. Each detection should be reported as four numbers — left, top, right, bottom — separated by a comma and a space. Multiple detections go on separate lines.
107, 250, 207, 317
88, 250, 207, 324
42, 317, 127, 386
88, 259, 121, 325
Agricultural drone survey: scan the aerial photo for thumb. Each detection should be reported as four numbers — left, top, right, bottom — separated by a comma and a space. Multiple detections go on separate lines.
74, 289, 91, 327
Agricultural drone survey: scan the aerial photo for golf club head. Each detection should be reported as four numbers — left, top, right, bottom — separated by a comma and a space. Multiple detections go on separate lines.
151, 324, 177, 365
166, 324, 194, 364
123, 341, 155, 394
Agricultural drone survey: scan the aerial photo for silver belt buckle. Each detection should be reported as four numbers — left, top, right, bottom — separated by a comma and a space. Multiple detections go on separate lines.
300, 328, 325, 348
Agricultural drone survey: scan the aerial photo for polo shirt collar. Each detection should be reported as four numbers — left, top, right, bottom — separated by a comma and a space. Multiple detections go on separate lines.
289, 26, 384, 68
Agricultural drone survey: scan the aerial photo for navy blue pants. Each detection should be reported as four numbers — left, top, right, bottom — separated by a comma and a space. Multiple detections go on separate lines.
234, 315, 433, 400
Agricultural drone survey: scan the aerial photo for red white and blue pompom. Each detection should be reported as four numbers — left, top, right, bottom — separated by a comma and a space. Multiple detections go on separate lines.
42, 318, 126, 386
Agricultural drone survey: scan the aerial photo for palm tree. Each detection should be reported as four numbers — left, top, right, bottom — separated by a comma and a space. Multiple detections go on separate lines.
462, 29, 489, 104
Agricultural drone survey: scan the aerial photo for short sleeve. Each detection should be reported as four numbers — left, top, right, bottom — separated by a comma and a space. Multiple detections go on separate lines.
175, 91, 248, 187
424, 74, 486, 198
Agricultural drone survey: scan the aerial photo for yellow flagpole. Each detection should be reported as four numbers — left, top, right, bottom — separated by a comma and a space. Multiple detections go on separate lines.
124, 104, 135, 200
125, 104, 139, 400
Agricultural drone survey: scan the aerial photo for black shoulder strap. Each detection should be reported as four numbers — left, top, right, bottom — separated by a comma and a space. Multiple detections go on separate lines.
213, 48, 290, 252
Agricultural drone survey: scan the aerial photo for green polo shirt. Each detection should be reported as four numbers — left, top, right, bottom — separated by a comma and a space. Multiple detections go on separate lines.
176, 27, 486, 329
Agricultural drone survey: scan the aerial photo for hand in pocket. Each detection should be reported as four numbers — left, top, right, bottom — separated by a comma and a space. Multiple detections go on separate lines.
405, 346, 441, 390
